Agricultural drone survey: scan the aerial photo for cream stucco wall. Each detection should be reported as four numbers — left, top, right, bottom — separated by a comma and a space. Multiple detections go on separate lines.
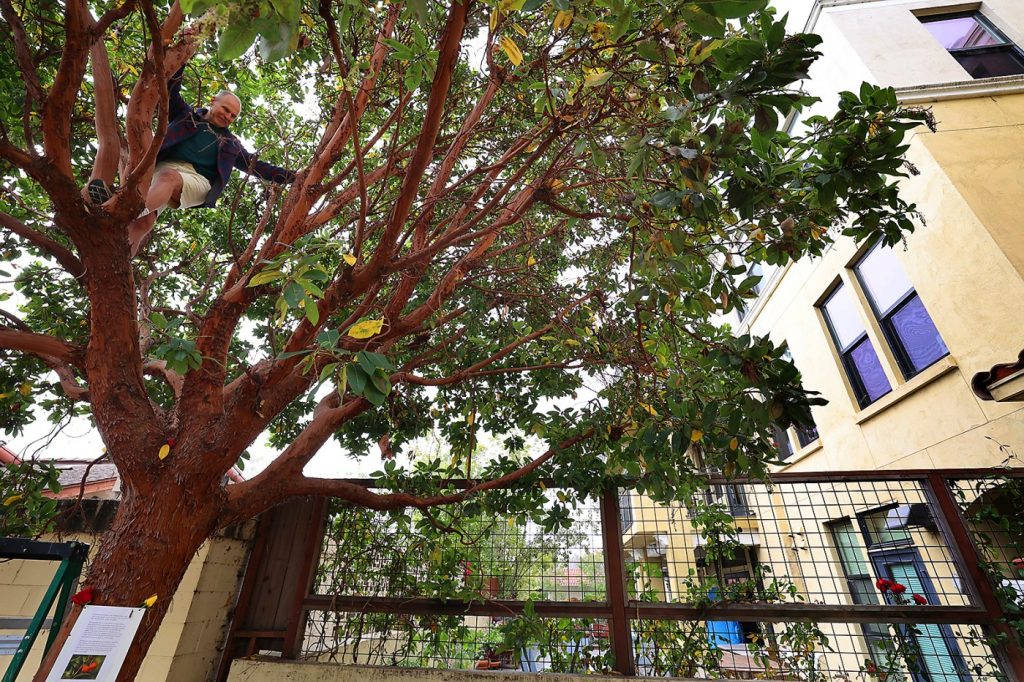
0, 527, 252, 681
743, 0, 1024, 473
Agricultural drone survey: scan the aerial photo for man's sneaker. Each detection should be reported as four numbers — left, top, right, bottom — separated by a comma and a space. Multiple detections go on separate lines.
87, 179, 112, 205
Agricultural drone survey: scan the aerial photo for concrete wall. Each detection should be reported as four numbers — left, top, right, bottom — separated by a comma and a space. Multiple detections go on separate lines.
0, 525, 252, 681
227, 659, 753, 682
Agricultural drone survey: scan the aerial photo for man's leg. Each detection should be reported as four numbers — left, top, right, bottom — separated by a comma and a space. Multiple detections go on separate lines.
128, 169, 183, 256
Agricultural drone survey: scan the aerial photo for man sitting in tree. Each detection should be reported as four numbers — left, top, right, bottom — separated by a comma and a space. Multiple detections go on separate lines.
86, 12, 296, 256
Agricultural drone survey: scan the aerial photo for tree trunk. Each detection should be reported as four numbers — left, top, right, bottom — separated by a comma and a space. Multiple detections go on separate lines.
35, 479, 223, 681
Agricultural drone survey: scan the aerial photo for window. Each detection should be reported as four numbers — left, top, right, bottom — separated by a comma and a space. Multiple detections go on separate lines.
776, 348, 820, 455
735, 262, 765, 323
772, 424, 794, 461
619, 492, 634, 533
794, 423, 819, 448
859, 505, 912, 548
853, 243, 948, 379
821, 284, 893, 408
829, 520, 890, 666
920, 12, 1024, 79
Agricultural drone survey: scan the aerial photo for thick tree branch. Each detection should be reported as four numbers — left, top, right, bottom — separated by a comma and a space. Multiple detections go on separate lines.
143, 360, 184, 396
0, 329, 83, 366
41, 0, 92, 178
367, 0, 470, 271
219, 428, 595, 527
0, 0, 45, 104
0, 211, 85, 279
0, 310, 90, 400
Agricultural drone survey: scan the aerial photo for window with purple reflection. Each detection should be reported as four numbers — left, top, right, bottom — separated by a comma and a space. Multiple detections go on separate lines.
821, 285, 893, 408
920, 13, 1024, 79
854, 243, 948, 379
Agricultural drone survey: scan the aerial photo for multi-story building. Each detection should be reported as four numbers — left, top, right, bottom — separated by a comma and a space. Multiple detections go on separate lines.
622, 1, 1024, 678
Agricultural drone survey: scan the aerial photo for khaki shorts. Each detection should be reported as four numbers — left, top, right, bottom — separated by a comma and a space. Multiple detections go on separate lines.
153, 160, 212, 209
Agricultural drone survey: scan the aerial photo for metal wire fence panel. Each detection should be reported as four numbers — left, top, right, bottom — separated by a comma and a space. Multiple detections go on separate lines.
275, 471, 1024, 678
630, 619, 1006, 681
949, 475, 1024, 629
301, 611, 613, 674
313, 494, 606, 602
622, 478, 973, 610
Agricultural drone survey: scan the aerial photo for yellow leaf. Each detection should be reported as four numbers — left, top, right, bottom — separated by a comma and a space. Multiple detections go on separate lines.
584, 70, 613, 87
0, 393, 8, 399
690, 428, 703, 443
527, 256, 537, 266
158, 444, 171, 460
489, 7, 499, 32
729, 437, 739, 450
553, 9, 573, 31
343, 253, 357, 266
430, 547, 442, 564
538, 481, 546, 491
512, 22, 528, 37
639, 402, 657, 416
19, 382, 32, 396
500, 36, 523, 66
3, 494, 23, 506
347, 318, 384, 339
467, 412, 475, 425
142, 594, 158, 608
508, 516, 517, 526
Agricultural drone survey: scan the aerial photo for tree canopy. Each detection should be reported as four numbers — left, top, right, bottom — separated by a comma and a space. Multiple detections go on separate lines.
0, 0, 930, 674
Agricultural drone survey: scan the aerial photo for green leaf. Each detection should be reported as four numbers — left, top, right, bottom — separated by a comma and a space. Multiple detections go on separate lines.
696, 0, 767, 19
283, 281, 304, 307
407, 0, 428, 23
404, 63, 423, 93
303, 298, 320, 325
362, 384, 387, 406
678, 6, 725, 37
316, 329, 340, 347
318, 362, 339, 386
636, 41, 664, 63
370, 369, 391, 396
248, 269, 285, 287
522, 0, 545, 10
276, 348, 312, 360
218, 22, 258, 62
348, 363, 368, 395
651, 190, 682, 209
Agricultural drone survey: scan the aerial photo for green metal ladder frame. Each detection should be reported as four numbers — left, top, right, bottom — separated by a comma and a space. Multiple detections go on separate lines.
1, 539, 89, 682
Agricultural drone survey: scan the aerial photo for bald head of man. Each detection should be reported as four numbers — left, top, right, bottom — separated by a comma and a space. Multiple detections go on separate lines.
205, 90, 241, 128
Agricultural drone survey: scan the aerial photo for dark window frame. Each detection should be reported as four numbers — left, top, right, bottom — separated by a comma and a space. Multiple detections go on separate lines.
820, 283, 893, 409
920, 11, 1024, 79
853, 242, 949, 380
856, 504, 913, 551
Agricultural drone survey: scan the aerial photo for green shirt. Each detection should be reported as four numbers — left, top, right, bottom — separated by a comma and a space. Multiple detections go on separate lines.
160, 121, 226, 183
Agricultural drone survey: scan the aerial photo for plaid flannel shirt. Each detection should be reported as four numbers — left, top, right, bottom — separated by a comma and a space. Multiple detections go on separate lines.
158, 67, 296, 208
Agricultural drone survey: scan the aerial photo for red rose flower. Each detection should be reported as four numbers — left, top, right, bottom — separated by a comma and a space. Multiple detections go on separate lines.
891, 583, 906, 594
913, 593, 927, 605
875, 578, 891, 592
71, 587, 95, 605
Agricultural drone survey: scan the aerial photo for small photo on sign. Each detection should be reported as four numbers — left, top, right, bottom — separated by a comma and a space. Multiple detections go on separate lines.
60, 654, 106, 680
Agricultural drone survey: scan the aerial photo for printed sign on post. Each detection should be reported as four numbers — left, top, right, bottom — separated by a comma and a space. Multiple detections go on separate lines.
46, 606, 146, 681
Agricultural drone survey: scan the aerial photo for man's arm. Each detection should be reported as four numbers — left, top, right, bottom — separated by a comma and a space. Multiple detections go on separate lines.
235, 146, 296, 184
167, 65, 191, 121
